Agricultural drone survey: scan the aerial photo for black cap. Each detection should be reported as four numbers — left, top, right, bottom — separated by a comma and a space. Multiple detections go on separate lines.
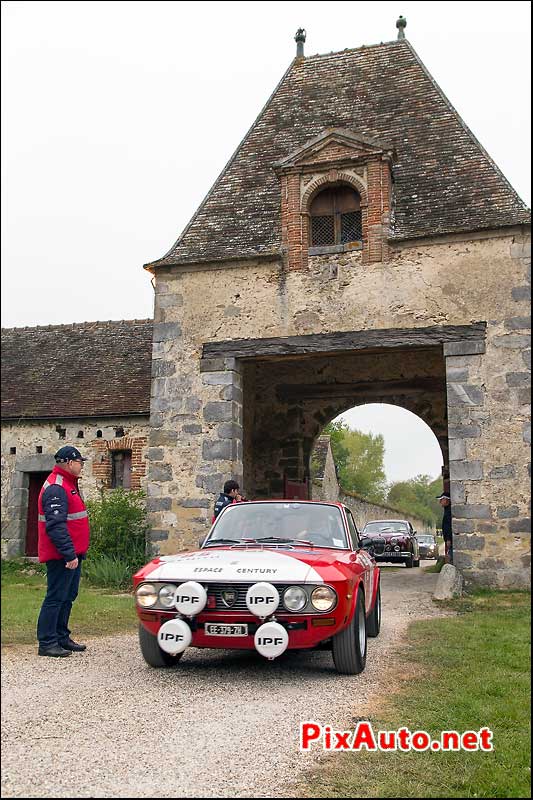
436, 492, 450, 500
54, 446, 87, 463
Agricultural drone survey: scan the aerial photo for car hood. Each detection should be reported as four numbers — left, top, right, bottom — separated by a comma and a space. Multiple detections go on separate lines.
138, 547, 352, 584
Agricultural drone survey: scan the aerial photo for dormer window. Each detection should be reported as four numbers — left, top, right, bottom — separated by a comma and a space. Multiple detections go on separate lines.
310, 186, 362, 247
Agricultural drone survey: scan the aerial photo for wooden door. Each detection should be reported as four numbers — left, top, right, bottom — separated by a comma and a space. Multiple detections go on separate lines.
283, 476, 309, 500
25, 472, 49, 556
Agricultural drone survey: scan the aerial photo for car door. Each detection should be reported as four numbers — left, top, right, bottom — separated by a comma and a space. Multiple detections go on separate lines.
345, 507, 373, 613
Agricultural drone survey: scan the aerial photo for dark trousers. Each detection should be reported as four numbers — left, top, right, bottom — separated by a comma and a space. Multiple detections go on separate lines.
37, 559, 82, 648
445, 536, 454, 564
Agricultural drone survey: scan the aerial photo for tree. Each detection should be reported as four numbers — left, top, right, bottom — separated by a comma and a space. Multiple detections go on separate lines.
387, 474, 443, 527
323, 421, 387, 503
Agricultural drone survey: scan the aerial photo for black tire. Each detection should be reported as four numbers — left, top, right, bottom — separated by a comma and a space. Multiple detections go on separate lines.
138, 624, 184, 668
366, 582, 381, 638
332, 588, 367, 675
405, 554, 414, 568
414, 558, 420, 567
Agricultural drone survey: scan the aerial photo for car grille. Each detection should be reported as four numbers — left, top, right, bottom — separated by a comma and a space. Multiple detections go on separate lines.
205, 582, 293, 612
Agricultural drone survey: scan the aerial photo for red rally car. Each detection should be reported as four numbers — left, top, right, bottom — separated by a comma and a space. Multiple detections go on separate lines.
133, 501, 382, 675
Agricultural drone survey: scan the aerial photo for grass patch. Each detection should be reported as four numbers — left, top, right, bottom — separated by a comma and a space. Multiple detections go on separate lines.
297, 590, 531, 798
1, 563, 137, 645
424, 557, 445, 574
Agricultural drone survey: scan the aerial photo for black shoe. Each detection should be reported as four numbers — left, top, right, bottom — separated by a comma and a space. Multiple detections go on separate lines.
59, 638, 86, 652
38, 645, 71, 657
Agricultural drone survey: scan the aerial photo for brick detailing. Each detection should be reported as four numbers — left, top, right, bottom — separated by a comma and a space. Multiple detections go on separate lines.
278, 141, 392, 270
91, 435, 147, 490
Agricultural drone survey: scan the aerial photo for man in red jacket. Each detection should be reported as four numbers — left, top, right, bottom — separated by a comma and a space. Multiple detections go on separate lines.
36, 446, 90, 657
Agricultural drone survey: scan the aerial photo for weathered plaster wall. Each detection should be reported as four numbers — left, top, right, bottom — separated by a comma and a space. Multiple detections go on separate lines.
1, 417, 149, 557
148, 229, 530, 587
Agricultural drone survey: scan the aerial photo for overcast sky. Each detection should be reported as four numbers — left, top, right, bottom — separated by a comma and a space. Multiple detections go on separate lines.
2, 1, 530, 483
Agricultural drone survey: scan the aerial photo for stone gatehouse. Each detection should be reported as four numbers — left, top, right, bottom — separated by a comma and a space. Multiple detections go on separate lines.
1, 30, 530, 588
142, 32, 530, 587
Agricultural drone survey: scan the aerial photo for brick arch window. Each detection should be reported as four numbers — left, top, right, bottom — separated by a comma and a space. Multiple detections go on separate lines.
309, 185, 362, 247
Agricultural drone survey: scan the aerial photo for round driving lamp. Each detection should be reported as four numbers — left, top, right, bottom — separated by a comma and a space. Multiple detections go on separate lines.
283, 586, 307, 612
311, 586, 337, 612
136, 583, 158, 607
391, 537, 398, 545
159, 584, 177, 608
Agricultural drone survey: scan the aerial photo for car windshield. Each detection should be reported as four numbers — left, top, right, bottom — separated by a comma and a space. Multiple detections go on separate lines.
206, 502, 349, 549
417, 535, 436, 543
364, 521, 409, 534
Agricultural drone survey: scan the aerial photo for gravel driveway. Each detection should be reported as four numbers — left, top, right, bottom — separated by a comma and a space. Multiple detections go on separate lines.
1, 565, 446, 798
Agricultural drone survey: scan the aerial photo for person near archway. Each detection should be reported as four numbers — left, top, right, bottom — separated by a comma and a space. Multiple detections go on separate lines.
436, 492, 453, 563
212, 480, 247, 523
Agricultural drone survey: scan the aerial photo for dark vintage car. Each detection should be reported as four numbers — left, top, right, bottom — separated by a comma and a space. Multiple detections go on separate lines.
133, 501, 382, 675
361, 519, 420, 568
416, 533, 439, 560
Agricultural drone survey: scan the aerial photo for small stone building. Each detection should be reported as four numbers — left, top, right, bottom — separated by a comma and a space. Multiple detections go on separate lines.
142, 31, 530, 587
1, 320, 152, 558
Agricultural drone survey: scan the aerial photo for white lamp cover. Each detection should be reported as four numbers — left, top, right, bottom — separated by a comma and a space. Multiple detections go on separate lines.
157, 618, 192, 654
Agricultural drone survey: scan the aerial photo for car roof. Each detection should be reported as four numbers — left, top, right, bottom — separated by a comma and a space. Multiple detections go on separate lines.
229, 499, 344, 506
364, 519, 410, 524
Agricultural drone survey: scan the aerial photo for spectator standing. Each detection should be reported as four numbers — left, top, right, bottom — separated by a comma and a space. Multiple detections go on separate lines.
212, 480, 247, 523
36, 446, 90, 657
436, 492, 453, 564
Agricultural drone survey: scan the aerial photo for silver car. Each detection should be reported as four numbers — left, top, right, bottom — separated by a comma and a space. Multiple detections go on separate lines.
416, 533, 439, 560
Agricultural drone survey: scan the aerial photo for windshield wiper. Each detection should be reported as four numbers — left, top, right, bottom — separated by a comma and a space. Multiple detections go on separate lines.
252, 537, 294, 543
203, 538, 240, 546
253, 536, 316, 547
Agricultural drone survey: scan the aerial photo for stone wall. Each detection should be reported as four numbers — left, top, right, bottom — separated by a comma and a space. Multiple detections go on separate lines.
1, 416, 149, 557
147, 228, 530, 587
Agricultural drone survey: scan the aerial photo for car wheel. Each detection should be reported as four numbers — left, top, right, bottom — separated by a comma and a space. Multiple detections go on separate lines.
332, 587, 367, 675
366, 582, 381, 638
138, 624, 184, 668
405, 554, 414, 568
414, 558, 420, 567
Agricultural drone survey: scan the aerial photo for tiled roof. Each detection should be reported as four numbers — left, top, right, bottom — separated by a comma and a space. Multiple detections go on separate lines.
1, 320, 153, 420
148, 40, 530, 268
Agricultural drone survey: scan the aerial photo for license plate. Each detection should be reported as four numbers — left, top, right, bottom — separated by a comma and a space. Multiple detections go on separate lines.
204, 623, 248, 637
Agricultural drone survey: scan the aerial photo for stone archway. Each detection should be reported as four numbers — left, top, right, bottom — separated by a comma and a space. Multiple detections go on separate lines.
199, 322, 493, 582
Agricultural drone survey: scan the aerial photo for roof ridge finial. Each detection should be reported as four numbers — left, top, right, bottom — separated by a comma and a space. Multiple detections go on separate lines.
396, 15, 407, 40
295, 28, 306, 58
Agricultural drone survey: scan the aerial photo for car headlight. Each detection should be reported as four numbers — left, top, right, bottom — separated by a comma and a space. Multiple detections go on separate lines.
159, 584, 177, 608
283, 586, 307, 612
391, 537, 398, 545
136, 583, 158, 607
311, 586, 337, 612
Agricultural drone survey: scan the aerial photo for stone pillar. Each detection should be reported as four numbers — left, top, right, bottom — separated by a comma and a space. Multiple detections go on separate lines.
198, 356, 244, 491
445, 313, 531, 587
145, 329, 244, 555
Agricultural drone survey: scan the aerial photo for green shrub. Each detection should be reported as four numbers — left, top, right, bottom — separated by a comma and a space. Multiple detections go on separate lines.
85, 489, 149, 586
82, 554, 135, 590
